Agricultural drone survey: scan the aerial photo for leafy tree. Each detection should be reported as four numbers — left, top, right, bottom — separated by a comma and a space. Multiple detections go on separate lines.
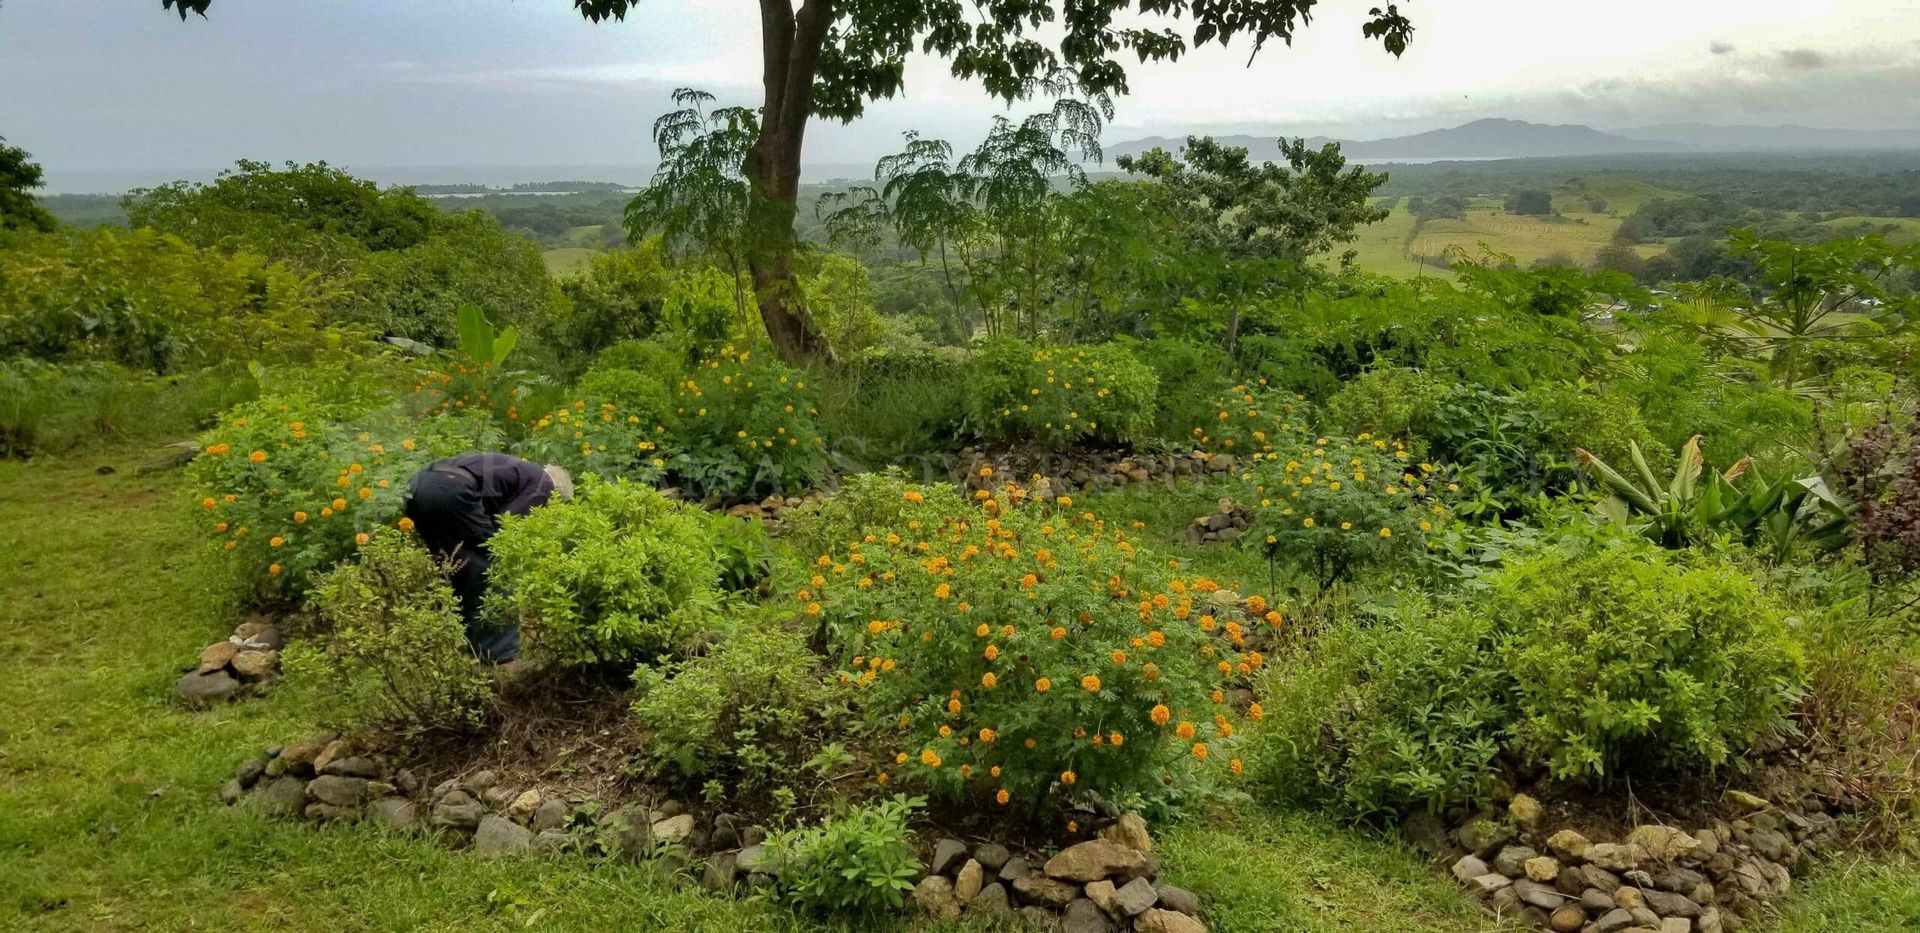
1710, 229, 1919, 388
160, 0, 1415, 365
1506, 189, 1553, 216
0, 137, 56, 234
626, 89, 757, 332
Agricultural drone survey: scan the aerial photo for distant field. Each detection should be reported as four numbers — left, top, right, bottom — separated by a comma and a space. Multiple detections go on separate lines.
1817, 216, 1920, 242
542, 247, 598, 275
1346, 192, 1666, 277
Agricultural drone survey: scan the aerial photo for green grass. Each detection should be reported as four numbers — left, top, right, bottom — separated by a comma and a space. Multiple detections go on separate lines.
542, 248, 598, 276
1, 447, 1914, 931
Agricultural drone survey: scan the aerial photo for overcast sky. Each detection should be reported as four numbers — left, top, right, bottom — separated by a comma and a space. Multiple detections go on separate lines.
4, 1, 1918, 190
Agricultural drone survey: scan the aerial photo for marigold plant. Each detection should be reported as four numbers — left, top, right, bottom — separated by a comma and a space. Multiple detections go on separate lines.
1184, 380, 1319, 458
799, 482, 1267, 811
1242, 431, 1455, 587
963, 338, 1158, 449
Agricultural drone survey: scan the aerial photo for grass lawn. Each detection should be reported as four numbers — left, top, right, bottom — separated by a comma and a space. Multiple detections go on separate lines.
2, 447, 1914, 931
542, 248, 598, 276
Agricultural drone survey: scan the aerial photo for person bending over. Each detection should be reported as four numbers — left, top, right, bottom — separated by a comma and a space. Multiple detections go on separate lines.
404, 452, 572, 664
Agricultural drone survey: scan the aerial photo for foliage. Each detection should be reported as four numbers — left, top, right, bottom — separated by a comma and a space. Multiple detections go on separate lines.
0, 136, 57, 233
485, 476, 723, 666
1842, 405, 1920, 592
546, 240, 671, 363
1182, 380, 1318, 457
625, 89, 757, 330
798, 481, 1268, 811
288, 529, 491, 736
1505, 189, 1553, 216
762, 795, 925, 916
1709, 230, 1919, 389
187, 393, 498, 602
963, 339, 1158, 449
0, 359, 253, 457
1243, 433, 1454, 588
630, 626, 839, 793
1578, 435, 1850, 557
126, 159, 440, 254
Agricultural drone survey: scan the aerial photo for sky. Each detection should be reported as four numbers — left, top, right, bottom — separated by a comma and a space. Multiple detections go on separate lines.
3, 1, 1919, 191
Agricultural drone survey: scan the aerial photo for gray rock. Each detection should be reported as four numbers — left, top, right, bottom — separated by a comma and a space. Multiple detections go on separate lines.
974, 842, 1012, 873
650, 813, 694, 845
177, 670, 241, 707
701, 851, 739, 891
1642, 888, 1702, 918
1580, 864, 1624, 893
1587, 842, 1649, 871
1467, 873, 1513, 896
1697, 906, 1724, 933
246, 775, 307, 818
1044, 840, 1147, 883
1652, 867, 1709, 893
430, 789, 484, 831
912, 875, 959, 919
1660, 918, 1692, 933
740, 825, 767, 847
1512, 879, 1567, 910
319, 756, 380, 779
1630, 906, 1662, 927
1113, 877, 1158, 916
1013, 874, 1080, 908
474, 815, 534, 855
708, 814, 740, 851
531, 829, 568, 852
1493, 846, 1538, 877
1555, 866, 1589, 897
1062, 897, 1112, 933
306, 775, 369, 809
529, 799, 568, 833
654, 798, 686, 818
1458, 815, 1515, 855
930, 837, 969, 876
1020, 905, 1062, 929
236, 757, 268, 789
1581, 888, 1617, 911
967, 881, 1012, 916
1452, 855, 1490, 884
999, 855, 1033, 882
304, 802, 360, 822
461, 769, 498, 796
369, 798, 420, 831
1623, 870, 1656, 889
220, 778, 244, 805
1403, 810, 1453, 856
1746, 829, 1795, 864
1594, 908, 1638, 933
604, 806, 652, 855
736, 843, 774, 874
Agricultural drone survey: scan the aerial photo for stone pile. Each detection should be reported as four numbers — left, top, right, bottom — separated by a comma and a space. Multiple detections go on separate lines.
910, 815, 1207, 933
724, 490, 828, 523
1174, 498, 1253, 545
1444, 790, 1837, 933
957, 448, 1241, 499
177, 616, 284, 706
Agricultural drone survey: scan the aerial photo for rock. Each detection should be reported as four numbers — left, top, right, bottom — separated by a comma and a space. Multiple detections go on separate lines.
1660, 918, 1692, 933
1154, 884, 1200, 917
1490, 886, 1522, 916
430, 790, 484, 831
1629, 825, 1703, 863
1630, 907, 1662, 927
236, 757, 268, 789
1548, 829, 1593, 861
650, 813, 694, 845
1614, 886, 1646, 910
246, 775, 307, 817
1594, 908, 1638, 933
198, 641, 239, 672
1046, 840, 1148, 883
954, 859, 984, 902
508, 789, 543, 823
240, 624, 285, 651
1402, 810, 1453, 856
1746, 829, 1794, 865
1451, 855, 1491, 884
306, 775, 369, 809
1586, 842, 1649, 872
482, 785, 517, 811
1013, 875, 1081, 908
220, 778, 244, 805
319, 756, 380, 779
366, 781, 396, 800
1723, 790, 1771, 813
230, 649, 278, 682
930, 837, 969, 876
1526, 856, 1562, 882
462, 769, 498, 796
1580, 864, 1624, 893
1582, 888, 1616, 911
1457, 815, 1515, 856
1113, 877, 1158, 916
735, 843, 772, 874
1493, 846, 1539, 876
701, 851, 739, 891
1020, 906, 1061, 929
1103, 812, 1153, 855
1064, 898, 1113, 933
974, 842, 1012, 873
311, 739, 353, 775
1467, 874, 1513, 896
968, 882, 1012, 915
1642, 889, 1703, 918
1692, 829, 1720, 860
1508, 794, 1546, 831
912, 875, 959, 919
1206, 453, 1237, 474
304, 803, 360, 822
1086, 879, 1120, 916
1697, 907, 1724, 933
1550, 903, 1587, 933
1000, 855, 1033, 882
1135, 908, 1208, 933
1652, 866, 1709, 893
474, 815, 535, 855
709, 814, 740, 851
177, 670, 241, 706
531, 829, 567, 852
530, 799, 568, 833
279, 735, 332, 769
740, 825, 767, 847
1512, 879, 1566, 910
369, 798, 420, 831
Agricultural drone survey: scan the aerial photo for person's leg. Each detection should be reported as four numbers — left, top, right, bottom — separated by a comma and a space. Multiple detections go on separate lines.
407, 470, 519, 664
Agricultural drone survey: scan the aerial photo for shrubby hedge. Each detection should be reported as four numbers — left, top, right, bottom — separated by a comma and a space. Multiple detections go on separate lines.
962, 339, 1158, 449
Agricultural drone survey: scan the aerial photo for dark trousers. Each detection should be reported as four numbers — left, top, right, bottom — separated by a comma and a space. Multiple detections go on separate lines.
405, 468, 520, 664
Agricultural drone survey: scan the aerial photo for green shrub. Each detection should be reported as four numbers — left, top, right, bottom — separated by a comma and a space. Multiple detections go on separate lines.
485, 476, 722, 666
1115, 336, 1232, 443
286, 529, 491, 736
777, 470, 970, 564
1242, 433, 1455, 588
799, 483, 1269, 811
0, 359, 254, 457
704, 511, 773, 593
963, 338, 1158, 449
814, 347, 969, 465
1323, 367, 1450, 451
630, 627, 839, 792
1181, 380, 1317, 457
1490, 541, 1805, 779
546, 240, 671, 364
763, 795, 924, 916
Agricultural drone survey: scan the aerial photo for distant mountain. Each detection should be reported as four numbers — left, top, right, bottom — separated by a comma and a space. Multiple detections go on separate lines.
1109, 119, 1683, 163
1615, 123, 1920, 152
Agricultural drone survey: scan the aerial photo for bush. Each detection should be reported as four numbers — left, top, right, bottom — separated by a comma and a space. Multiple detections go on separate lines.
0, 359, 253, 457
799, 482, 1268, 811
814, 347, 970, 466
1323, 367, 1450, 451
1242, 433, 1455, 587
485, 476, 722, 666
777, 470, 970, 563
188, 394, 499, 602
763, 795, 924, 916
963, 339, 1158, 449
630, 627, 839, 792
545, 240, 671, 364
286, 529, 491, 736
1181, 380, 1317, 457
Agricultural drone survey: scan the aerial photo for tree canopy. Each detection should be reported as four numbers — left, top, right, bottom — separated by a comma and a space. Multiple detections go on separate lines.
0, 137, 57, 234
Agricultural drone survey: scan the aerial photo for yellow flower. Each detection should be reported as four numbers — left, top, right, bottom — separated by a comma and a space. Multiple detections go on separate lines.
1035, 677, 1051, 693
1230, 758, 1244, 776
248, 450, 267, 463
1080, 674, 1101, 693
1379, 527, 1393, 538
1109, 732, 1124, 747
984, 645, 1000, 662
397, 517, 415, 532
1302, 518, 1315, 528
268, 563, 282, 576
354, 533, 370, 546
995, 788, 1010, 805
1175, 720, 1196, 740
1191, 743, 1209, 761
293, 511, 309, 524
1060, 770, 1076, 786
982, 672, 998, 689
332, 497, 348, 512
919, 748, 942, 768
1050, 626, 1067, 640
268, 536, 285, 548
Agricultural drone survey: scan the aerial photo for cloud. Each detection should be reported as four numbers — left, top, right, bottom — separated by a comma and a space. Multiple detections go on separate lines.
1709, 41, 1737, 56
1777, 48, 1827, 69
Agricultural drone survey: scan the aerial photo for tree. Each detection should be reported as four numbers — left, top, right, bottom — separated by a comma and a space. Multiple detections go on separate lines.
626, 89, 758, 332
1506, 189, 1553, 216
160, 0, 1415, 365
0, 136, 57, 233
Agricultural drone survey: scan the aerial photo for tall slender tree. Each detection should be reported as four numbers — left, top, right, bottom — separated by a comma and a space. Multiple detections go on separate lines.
160, 1, 1414, 363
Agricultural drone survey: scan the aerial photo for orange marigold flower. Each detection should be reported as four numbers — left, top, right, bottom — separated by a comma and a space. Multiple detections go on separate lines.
1230, 758, 1244, 776
984, 644, 1000, 662
1050, 626, 1067, 640
201, 497, 217, 510
331, 497, 348, 511
920, 748, 943, 768
293, 511, 309, 524
990, 765, 1002, 777
1080, 675, 1101, 693
1150, 704, 1172, 726
268, 563, 282, 576
1191, 743, 1209, 761
947, 699, 962, 714
895, 752, 908, 764
1110, 650, 1127, 665
976, 623, 990, 637
1020, 573, 1038, 589
1211, 689, 1225, 704
1147, 630, 1166, 648
1175, 720, 1196, 740
268, 536, 285, 548
1035, 677, 1051, 693
248, 450, 267, 463
1142, 662, 1160, 681
1249, 703, 1265, 721
1024, 738, 1036, 748
397, 517, 414, 532
1109, 732, 1124, 747
982, 672, 998, 689
934, 583, 952, 600
979, 728, 997, 743
355, 532, 370, 546
214, 522, 229, 533
1060, 770, 1077, 786
995, 788, 1010, 805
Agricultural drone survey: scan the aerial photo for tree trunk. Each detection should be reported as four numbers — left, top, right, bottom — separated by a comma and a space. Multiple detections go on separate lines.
747, 0, 837, 365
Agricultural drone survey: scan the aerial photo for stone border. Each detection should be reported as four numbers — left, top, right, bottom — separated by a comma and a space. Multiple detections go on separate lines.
1438, 791, 1837, 933
222, 738, 1215, 932
177, 616, 284, 706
